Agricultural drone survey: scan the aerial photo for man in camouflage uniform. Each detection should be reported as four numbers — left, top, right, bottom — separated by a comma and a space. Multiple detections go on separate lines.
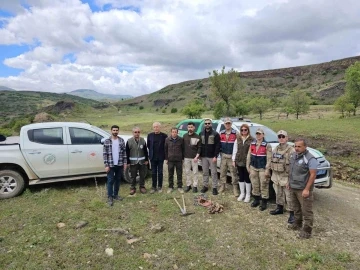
219, 118, 239, 196
269, 130, 295, 224
246, 128, 272, 211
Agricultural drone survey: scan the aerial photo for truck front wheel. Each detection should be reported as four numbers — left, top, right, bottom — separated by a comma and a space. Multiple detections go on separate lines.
0, 170, 25, 199
123, 166, 149, 184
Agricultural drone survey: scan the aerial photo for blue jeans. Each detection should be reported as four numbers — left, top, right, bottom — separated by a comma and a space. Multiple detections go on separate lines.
107, 165, 123, 197
150, 159, 164, 189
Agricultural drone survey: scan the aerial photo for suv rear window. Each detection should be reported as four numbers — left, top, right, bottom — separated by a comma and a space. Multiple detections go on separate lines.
177, 121, 201, 131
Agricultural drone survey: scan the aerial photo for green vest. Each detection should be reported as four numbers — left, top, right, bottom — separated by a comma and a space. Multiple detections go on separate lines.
128, 137, 146, 165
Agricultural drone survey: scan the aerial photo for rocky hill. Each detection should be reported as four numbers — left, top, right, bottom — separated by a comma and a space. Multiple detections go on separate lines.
118, 55, 360, 110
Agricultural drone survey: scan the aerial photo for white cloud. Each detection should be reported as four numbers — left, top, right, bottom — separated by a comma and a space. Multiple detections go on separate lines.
0, 0, 360, 96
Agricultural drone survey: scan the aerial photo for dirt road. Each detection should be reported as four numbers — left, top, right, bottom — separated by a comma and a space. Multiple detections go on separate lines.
312, 182, 360, 257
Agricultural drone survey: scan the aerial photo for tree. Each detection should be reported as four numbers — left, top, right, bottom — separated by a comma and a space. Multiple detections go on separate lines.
182, 100, 205, 119
209, 66, 241, 116
234, 99, 251, 118
213, 101, 226, 119
345, 61, 360, 115
249, 97, 271, 120
334, 95, 355, 117
281, 97, 296, 119
285, 90, 311, 119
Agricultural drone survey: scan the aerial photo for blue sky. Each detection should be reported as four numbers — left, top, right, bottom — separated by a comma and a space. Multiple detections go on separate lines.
0, 0, 359, 95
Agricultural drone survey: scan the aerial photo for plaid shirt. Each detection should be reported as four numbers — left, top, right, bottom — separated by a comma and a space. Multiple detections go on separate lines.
103, 136, 127, 167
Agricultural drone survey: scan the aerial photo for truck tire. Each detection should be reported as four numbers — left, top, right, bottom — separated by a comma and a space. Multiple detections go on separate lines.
123, 166, 149, 184
0, 170, 26, 199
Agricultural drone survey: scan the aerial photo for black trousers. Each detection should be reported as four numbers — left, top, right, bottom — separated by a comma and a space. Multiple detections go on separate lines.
237, 166, 251, 183
168, 161, 183, 188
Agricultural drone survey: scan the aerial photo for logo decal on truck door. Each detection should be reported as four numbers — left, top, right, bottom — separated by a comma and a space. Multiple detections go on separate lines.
44, 154, 56, 165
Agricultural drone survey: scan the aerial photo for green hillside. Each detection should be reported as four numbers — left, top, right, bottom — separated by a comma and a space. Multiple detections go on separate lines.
0, 91, 103, 123
117, 56, 360, 111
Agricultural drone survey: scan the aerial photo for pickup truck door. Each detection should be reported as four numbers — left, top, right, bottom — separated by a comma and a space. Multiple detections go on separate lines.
22, 127, 69, 178
67, 127, 105, 175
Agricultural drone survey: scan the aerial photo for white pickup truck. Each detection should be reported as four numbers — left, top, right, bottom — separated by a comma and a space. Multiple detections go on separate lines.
0, 122, 138, 199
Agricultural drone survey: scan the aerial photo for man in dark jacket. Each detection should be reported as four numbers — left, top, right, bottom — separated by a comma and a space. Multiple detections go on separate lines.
147, 122, 168, 193
199, 118, 221, 195
165, 127, 184, 193
183, 122, 201, 193
287, 138, 318, 239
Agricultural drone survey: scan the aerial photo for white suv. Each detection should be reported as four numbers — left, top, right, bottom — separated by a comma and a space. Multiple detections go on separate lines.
230, 120, 332, 189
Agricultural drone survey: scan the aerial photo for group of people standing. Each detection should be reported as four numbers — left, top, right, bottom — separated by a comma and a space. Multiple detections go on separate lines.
103, 118, 318, 239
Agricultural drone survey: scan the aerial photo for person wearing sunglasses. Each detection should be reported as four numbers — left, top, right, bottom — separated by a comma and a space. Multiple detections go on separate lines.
199, 118, 221, 195
218, 118, 239, 196
126, 127, 149, 195
269, 130, 295, 224
232, 123, 254, 203
246, 128, 272, 210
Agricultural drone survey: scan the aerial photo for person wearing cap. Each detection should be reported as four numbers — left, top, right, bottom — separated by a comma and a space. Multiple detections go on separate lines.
287, 138, 318, 239
269, 130, 295, 223
246, 128, 272, 210
218, 117, 239, 196
232, 123, 254, 203
199, 118, 221, 195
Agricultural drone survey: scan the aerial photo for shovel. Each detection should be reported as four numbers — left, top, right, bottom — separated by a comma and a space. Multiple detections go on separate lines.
174, 195, 194, 216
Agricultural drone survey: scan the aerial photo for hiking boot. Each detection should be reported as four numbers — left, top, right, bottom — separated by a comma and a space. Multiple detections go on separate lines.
212, 188, 218, 195
150, 188, 156, 194
107, 196, 113, 206
251, 196, 260, 207
270, 204, 284, 215
193, 187, 198, 193
218, 184, 225, 193
288, 211, 295, 224
298, 230, 311, 239
140, 187, 147, 194
200, 186, 209, 193
114, 195, 123, 201
130, 188, 136, 195
167, 188, 173, 194
158, 187, 163, 193
178, 188, 184, 194
184, 186, 192, 193
259, 199, 268, 211
287, 223, 302, 231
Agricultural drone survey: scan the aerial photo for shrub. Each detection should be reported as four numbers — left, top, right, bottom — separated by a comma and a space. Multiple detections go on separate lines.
139, 106, 144, 110
171, 108, 177, 113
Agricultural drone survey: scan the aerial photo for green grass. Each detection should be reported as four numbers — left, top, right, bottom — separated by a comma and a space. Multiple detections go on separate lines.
1, 179, 358, 269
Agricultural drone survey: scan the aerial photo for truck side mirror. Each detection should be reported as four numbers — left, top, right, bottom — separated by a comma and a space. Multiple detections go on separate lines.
101, 138, 106, 144
0, 135, 6, 142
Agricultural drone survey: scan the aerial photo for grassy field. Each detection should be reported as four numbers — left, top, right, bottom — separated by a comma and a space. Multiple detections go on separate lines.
1, 177, 359, 270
